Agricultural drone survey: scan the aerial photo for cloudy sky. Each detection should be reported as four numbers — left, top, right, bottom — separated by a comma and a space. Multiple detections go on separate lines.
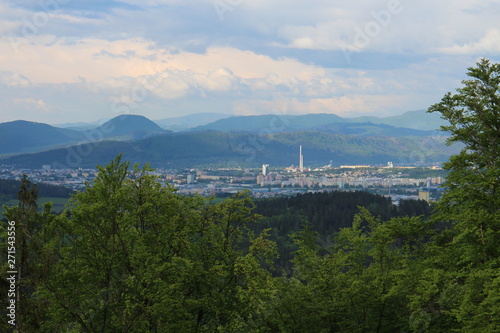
1, 0, 499, 124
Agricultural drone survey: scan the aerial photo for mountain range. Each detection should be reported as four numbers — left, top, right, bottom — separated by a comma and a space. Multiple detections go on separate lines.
0, 131, 457, 169
53, 109, 447, 132
190, 113, 442, 136
347, 110, 447, 131
56, 112, 231, 132
0, 110, 457, 169
154, 113, 231, 132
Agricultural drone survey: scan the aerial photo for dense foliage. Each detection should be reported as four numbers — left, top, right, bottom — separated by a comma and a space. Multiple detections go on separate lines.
1, 157, 277, 332
0, 178, 75, 199
253, 191, 431, 274
1, 59, 500, 331
0, 178, 75, 212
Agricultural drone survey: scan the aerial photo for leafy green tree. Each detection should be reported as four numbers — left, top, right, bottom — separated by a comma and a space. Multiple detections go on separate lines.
33, 155, 277, 332
429, 58, 500, 265
267, 209, 432, 332
416, 58, 500, 331
1, 175, 60, 332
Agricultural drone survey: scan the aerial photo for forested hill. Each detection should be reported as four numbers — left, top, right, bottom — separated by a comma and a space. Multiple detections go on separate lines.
254, 191, 431, 233
252, 191, 431, 273
0, 178, 75, 198
0, 120, 85, 155
1, 130, 459, 169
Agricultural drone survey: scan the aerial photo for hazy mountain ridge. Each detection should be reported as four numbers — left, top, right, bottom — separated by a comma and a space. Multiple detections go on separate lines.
345, 109, 448, 130
0, 110, 453, 166
0, 120, 86, 155
0, 115, 170, 157
154, 113, 232, 131
50, 109, 446, 133
0, 130, 459, 169
189, 111, 446, 134
53, 120, 106, 131
308, 121, 437, 137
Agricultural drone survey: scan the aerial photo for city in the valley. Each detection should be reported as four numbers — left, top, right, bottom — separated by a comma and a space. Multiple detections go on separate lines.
0, 152, 446, 204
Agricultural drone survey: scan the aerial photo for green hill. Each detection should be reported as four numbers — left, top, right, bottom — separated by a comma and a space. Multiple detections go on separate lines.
155, 112, 232, 131
349, 109, 448, 131
191, 114, 345, 132
0, 120, 85, 155
92, 114, 168, 140
0, 115, 172, 157
0, 112, 444, 159
0, 131, 460, 169
191, 112, 441, 136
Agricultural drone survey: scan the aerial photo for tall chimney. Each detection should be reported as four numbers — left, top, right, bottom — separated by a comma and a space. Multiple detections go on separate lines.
299, 145, 304, 171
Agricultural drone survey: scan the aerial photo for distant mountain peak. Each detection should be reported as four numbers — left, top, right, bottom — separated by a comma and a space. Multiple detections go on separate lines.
112, 114, 148, 120
94, 114, 168, 140
4, 119, 51, 126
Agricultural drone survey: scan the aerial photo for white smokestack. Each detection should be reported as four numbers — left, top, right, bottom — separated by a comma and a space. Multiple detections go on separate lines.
299, 145, 304, 171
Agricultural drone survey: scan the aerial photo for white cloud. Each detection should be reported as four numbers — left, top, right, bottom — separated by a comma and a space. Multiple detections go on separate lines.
276, 21, 354, 51
0, 72, 32, 87
1, 0, 500, 124
0, 20, 18, 35
51, 13, 105, 25
232, 93, 417, 118
0, 34, 329, 91
0, 37, 165, 83
13, 97, 53, 112
259, 0, 500, 55
440, 29, 500, 55
233, 97, 370, 117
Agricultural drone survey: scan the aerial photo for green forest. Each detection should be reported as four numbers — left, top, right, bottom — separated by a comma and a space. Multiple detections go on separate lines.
1, 60, 500, 332
0, 179, 74, 204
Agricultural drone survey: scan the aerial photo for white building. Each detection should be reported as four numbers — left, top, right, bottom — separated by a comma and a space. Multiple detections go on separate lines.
262, 164, 269, 176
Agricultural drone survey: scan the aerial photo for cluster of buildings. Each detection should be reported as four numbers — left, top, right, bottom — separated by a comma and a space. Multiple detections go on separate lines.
0, 146, 446, 202
0, 166, 98, 190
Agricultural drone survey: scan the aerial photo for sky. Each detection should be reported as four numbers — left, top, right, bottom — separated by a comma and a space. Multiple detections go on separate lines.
0, 0, 499, 124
